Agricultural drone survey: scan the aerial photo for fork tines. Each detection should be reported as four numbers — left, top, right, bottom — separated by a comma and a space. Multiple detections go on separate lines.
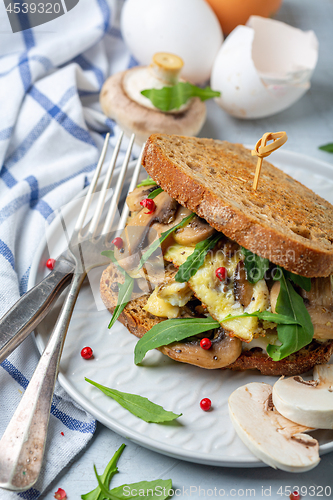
76, 132, 145, 243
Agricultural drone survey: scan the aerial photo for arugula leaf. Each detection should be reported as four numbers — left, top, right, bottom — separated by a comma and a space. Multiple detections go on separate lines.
147, 187, 163, 199
101, 249, 123, 272
266, 271, 314, 361
139, 213, 195, 269
241, 247, 270, 284
85, 378, 181, 423
134, 317, 220, 364
108, 272, 134, 329
101, 251, 134, 329
221, 310, 301, 325
93, 465, 119, 500
319, 143, 333, 153
141, 82, 220, 112
85, 447, 172, 500
175, 233, 222, 283
102, 214, 195, 329
225, 257, 312, 360
81, 444, 125, 500
136, 176, 157, 187
284, 270, 311, 292
110, 479, 173, 499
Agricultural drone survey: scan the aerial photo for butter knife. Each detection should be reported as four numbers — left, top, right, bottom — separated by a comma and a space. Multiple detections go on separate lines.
0, 257, 75, 364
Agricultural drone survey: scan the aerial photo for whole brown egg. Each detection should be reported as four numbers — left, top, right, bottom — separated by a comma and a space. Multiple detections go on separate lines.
205, 0, 282, 35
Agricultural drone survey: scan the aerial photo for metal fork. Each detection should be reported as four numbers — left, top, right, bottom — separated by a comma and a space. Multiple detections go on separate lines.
0, 132, 144, 492
0, 133, 111, 365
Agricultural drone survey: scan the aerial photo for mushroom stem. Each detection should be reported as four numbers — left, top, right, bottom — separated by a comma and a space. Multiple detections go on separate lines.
151, 52, 184, 85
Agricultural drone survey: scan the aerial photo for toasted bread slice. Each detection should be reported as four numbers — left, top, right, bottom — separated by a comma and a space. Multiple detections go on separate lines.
227, 341, 333, 376
142, 134, 333, 277
100, 262, 333, 376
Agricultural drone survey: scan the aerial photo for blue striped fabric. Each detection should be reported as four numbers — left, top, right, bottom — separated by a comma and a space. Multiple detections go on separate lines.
0, 0, 134, 497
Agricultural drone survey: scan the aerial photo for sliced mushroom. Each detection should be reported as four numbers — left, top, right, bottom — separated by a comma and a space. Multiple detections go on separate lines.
302, 277, 333, 308
161, 328, 242, 369
126, 185, 158, 212
229, 382, 320, 472
270, 281, 281, 314
272, 364, 333, 429
115, 191, 178, 271
173, 216, 216, 245
234, 261, 254, 308
301, 277, 333, 339
136, 263, 178, 293
305, 306, 333, 339
147, 204, 191, 241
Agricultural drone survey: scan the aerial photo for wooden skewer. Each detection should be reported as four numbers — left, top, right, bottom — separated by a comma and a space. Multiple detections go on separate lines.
252, 131, 288, 190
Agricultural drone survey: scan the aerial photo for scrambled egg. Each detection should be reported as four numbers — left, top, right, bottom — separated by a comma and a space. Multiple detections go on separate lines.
145, 242, 271, 342
143, 280, 193, 319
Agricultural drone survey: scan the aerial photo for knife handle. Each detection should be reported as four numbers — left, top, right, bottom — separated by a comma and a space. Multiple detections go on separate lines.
0, 259, 75, 364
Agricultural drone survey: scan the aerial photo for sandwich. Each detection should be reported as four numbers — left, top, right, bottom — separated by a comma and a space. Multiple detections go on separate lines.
100, 134, 333, 376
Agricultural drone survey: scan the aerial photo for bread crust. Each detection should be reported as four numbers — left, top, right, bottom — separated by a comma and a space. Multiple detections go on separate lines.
100, 70, 206, 145
227, 342, 333, 376
100, 262, 333, 376
142, 134, 333, 277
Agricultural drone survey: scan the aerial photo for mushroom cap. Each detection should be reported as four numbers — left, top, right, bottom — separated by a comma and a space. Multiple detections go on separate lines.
272, 364, 333, 429
229, 382, 320, 472
100, 68, 207, 145
162, 329, 242, 368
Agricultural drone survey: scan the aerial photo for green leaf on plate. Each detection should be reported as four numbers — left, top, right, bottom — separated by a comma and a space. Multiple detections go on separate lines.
175, 233, 222, 283
136, 176, 157, 187
139, 212, 195, 269
85, 378, 181, 423
84, 446, 173, 500
81, 444, 125, 500
134, 317, 220, 364
92, 465, 119, 500
141, 82, 220, 112
319, 143, 333, 153
109, 479, 173, 499
147, 187, 163, 199
266, 270, 314, 361
241, 247, 270, 284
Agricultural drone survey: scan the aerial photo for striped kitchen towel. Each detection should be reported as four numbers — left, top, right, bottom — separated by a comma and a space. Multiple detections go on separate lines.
0, 0, 135, 497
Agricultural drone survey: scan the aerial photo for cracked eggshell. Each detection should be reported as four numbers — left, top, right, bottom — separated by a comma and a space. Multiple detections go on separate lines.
211, 16, 319, 119
121, 0, 223, 84
273, 364, 333, 429
229, 382, 320, 472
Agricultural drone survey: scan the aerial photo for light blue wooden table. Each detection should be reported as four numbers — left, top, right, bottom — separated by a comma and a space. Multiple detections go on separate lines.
41, 0, 333, 497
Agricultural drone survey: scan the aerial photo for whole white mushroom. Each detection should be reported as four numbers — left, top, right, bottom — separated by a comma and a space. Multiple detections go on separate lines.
121, 0, 223, 84
229, 382, 320, 472
273, 364, 333, 429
